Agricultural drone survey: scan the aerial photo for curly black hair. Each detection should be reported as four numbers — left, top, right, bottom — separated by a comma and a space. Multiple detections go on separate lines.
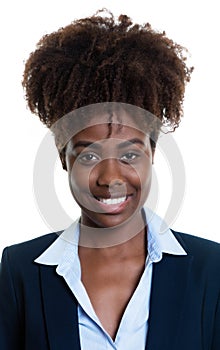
22, 9, 193, 168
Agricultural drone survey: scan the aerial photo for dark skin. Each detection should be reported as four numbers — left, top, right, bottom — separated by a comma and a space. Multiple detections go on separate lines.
79, 230, 147, 340
65, 113, 154, 339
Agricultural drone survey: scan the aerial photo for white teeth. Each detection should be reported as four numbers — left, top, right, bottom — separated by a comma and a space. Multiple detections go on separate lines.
99, 196, 126, 205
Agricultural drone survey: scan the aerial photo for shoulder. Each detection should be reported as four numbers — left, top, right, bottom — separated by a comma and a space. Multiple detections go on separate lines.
172, 229, 220, 269
1, 231, 63, 265
172, 230, 220, 253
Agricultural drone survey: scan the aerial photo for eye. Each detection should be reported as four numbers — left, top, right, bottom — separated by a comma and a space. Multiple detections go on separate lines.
120, 152, 140, 163
77, 152, 99, 164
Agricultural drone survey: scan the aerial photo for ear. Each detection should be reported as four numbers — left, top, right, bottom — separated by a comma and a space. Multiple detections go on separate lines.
59, 149, 67, 171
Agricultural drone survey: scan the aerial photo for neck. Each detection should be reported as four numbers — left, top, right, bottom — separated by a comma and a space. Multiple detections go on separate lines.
78, 208, 146, 249
79, 226, 147, 261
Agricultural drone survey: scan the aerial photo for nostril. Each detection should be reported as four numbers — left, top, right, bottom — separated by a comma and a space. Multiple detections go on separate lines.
109, 179, 124, 187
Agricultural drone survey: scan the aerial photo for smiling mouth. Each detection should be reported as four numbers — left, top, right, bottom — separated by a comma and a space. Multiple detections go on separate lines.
94, 195, 128, 205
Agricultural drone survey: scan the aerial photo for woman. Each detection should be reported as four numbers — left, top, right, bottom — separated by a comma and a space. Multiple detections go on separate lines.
0, 10, 219, 350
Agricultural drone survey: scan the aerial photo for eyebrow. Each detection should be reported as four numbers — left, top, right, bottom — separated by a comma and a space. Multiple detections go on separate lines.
72, 138, 146, 150
117, 138, 146, 149
72, 141, 101, 150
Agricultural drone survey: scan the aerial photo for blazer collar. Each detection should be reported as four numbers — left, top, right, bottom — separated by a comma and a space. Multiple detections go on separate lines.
146, 252, 194, 350
39, 264, 81, 350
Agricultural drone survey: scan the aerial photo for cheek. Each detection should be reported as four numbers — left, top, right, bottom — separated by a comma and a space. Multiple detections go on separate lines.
68, 162, 91, 193
133, 159, 152, 187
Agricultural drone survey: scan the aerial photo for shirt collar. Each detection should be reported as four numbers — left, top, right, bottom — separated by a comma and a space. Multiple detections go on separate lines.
35, 206, 186, 266
144, 208, 186, 262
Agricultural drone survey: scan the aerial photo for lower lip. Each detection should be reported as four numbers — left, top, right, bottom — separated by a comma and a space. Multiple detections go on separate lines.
93, 196, 132, 214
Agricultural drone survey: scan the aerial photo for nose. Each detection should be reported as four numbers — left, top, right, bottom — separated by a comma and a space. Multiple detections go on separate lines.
95, 158, 125, 188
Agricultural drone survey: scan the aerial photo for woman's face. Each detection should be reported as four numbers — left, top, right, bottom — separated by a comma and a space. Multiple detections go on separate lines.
65, 113, 154, 229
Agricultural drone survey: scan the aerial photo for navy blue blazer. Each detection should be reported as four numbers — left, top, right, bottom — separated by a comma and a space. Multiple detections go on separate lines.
0, 230, 220, 350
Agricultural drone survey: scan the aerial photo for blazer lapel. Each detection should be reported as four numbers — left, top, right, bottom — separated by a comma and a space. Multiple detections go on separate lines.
39, 265, 81, 350
146, 254, 193, 350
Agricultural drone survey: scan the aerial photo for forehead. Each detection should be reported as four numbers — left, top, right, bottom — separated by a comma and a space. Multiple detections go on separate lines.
82, 109, 147, 130
52, 104, 158, 151
70, 122, 149, 145
78, 109, 149, 136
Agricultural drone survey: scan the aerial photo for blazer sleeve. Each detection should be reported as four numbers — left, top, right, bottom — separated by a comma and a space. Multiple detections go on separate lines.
0, 248, 24, 349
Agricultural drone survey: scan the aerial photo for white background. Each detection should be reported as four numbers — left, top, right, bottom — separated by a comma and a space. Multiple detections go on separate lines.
0, 0, 219, 256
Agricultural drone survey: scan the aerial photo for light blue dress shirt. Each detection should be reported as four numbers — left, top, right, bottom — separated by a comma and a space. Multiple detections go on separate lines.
35, 207, 186, 350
